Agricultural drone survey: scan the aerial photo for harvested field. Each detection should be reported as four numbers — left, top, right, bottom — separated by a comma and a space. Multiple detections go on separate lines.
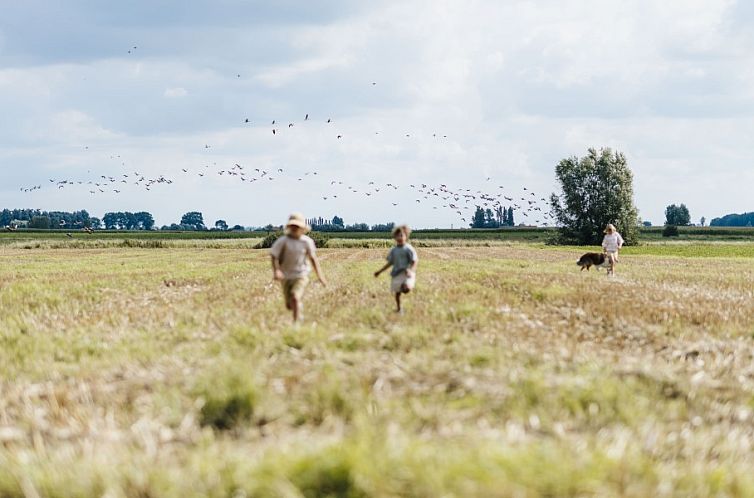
1, 243, 754, 497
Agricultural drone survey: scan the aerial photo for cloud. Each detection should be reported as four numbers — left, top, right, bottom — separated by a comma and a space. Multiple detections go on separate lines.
1, 0, 754, 227
164, 87, 188, 98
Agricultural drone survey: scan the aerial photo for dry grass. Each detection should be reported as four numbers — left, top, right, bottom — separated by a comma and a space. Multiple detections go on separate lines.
1, 244, 754, 497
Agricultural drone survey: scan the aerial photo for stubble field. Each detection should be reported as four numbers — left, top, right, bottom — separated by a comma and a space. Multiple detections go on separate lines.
1, 241, 754, 497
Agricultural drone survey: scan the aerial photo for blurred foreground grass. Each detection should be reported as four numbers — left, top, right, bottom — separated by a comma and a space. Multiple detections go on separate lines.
1, 244, 754, 497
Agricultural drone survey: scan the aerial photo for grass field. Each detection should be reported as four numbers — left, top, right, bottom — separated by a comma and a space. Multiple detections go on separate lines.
2, 241, 754, 497
5, 225, 754, 246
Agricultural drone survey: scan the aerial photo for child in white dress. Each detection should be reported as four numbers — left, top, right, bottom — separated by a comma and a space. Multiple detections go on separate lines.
601, 224, 624, 276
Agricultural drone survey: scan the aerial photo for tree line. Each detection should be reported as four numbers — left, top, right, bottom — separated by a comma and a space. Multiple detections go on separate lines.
470, 206, 515, 228
305, 215, 395, 232
1, 209, 97, 229
710, 212, 754, 227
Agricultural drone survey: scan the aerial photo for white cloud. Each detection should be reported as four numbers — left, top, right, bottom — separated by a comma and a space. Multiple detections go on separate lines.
164, 87, 188, 98
2, 0, 754, 226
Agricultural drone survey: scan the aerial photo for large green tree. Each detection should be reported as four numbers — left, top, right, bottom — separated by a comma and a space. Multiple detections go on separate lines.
550, 147, 640, 245
664, 204, 691, 226
180, 212, 206, 231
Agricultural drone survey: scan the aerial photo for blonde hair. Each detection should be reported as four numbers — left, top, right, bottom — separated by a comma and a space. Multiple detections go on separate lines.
604, 223, 616, 234
392, 224, 411, 238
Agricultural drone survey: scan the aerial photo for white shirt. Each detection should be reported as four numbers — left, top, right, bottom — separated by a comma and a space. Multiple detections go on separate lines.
602, 232, 624, 252
270, 235, 316, 279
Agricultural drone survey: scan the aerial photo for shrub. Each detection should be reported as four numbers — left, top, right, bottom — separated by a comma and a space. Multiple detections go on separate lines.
196, 368, 259, 430
309, 231, 330, 248
287, 447, 366, 498
254, 231, 283, 249
662, 225, 680, 237
254, 231, 329, 249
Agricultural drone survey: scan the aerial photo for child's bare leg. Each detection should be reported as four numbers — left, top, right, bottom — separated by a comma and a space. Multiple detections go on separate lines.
291, 296, 301, 322
395, 293, 401, 312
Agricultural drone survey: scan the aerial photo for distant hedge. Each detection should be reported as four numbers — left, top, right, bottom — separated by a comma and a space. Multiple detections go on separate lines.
254, 231, 329, 249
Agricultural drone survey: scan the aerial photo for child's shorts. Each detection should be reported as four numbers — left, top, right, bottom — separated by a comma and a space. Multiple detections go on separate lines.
391, 272, 416, 293
606, 250, 618, 262
282, 277, 309, 303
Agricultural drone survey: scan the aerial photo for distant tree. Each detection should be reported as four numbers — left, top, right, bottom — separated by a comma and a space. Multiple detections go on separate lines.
0, 209, 11, 227
180, 212, 205, 230
484, 209, 498, 227
102, 212, 118, 230
123, 212, 136, 230
214, 219, 228, 231
332, 216, 344, 227
497, 206, 506, 226
507, 207, 515, 227
371, 222, 395, 232
642, 221, 652, 227
471, 206, 486, 228
29, 216, 51, 229
231, 224, 244, 231
550, 147, 640, 245
664, 204, 691, 226
699, 217, 706, 227
88, 217, 101, 230
134, 212, 155, 230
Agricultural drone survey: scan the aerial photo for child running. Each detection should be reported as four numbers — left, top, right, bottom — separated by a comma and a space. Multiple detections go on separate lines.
270, 213, 327, 322
601, 223, 624, 276
374, 225, 418, 313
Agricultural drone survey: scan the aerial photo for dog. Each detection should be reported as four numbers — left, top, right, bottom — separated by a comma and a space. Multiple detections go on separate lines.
576, 252, 610, 272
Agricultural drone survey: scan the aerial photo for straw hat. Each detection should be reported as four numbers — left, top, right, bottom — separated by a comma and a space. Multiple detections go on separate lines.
604, 223, 616, 234
285, 212, 311, 233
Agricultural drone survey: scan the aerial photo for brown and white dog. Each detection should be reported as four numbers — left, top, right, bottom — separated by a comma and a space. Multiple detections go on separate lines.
576, 252, 610, 271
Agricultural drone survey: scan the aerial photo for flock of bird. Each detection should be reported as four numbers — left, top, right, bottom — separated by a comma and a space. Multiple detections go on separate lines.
16, 45, 555, 227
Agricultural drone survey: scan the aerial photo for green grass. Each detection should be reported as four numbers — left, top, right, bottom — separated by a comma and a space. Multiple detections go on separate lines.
2, 242, 754, 496
6, 225, 754, 247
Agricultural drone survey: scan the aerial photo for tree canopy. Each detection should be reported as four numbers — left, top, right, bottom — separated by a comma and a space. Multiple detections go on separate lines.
664, 204, 691, 226
469, 206, 515, 228
711, 212, 754, 227
180, 212, 206, 230
102, 212, 155, 230
549, 148, 640, 245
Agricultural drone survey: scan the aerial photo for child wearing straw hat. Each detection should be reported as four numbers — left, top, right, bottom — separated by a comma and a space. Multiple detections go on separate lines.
601, 223, 624, 276
270, 213, 327, 322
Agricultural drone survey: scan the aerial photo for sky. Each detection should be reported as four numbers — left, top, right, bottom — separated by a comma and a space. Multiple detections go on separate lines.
1, 0, 753, 228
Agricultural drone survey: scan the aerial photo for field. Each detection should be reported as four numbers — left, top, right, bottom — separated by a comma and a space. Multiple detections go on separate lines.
2, 239, 754, 497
